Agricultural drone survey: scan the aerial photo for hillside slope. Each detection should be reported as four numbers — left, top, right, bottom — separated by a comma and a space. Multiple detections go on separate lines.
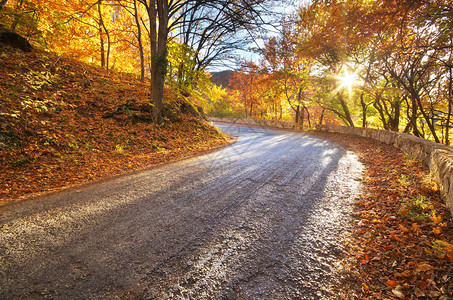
210, 70, 233, 88
0, 45, 228, 204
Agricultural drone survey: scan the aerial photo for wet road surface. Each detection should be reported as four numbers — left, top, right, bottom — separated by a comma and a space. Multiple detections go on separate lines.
0, 123, 363, 299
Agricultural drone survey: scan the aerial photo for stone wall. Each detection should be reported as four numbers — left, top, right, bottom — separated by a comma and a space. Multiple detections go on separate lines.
209, 117, 296, 129
209, 117, 453, 215
318, 125, 453, 216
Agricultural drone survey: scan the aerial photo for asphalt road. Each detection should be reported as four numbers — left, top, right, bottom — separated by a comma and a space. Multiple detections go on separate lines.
0, 123, 364, 299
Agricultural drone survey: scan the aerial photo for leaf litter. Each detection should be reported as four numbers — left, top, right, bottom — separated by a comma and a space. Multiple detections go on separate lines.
1, 46, 451, 298
311, 131, 452, 299
0, 46, 229, 205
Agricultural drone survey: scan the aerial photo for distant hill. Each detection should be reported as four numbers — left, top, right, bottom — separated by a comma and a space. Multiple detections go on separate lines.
210, 70, 234, 88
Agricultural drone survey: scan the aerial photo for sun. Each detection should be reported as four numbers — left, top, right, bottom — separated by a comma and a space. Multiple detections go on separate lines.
335, 71, 361, 97
338, 72, 358, 89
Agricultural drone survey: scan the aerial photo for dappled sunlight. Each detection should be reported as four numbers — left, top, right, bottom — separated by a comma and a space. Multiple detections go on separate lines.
337, 71, 360, 94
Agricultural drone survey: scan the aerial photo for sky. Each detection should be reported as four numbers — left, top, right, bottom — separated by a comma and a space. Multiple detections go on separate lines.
208, 0, 310, 72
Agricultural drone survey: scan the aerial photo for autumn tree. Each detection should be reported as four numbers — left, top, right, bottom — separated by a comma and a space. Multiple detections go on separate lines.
1, 0, 277, 123
229, 61, 260, 118
289, 0, 452, 142
135, 0, 275, 122
295, 0, 371, 127
263, 20, 314, 127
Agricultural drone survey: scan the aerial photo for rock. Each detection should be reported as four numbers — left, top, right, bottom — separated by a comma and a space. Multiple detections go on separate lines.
0, 29, 33, 52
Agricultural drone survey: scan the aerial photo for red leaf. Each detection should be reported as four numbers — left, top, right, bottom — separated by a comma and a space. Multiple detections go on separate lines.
386, 280, 399, 287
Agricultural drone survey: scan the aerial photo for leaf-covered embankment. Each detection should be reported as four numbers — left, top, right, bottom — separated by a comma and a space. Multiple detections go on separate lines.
311, 131, 452, 299
0, 46, 229, 204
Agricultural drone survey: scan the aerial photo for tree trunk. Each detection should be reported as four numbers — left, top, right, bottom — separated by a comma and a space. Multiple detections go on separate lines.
134, 0, 145, 82
319, 107, 325, 125
304, 105, 311, 129
151, 0, 169, 123
99, 32, 105, 68
338, 92, 355, 127
148, 0, 156, 97
360, 93, 367, 128
374, 99, 389, 130
98, 0, 110, 73
295, 105, 300, 125
446, 67, 452, 145
413, 92, 439, 143
148, 0, 165, 123
390, 96, 401, 132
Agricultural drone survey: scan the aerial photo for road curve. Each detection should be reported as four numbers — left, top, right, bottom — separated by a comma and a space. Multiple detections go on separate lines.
0, 123, 363, 299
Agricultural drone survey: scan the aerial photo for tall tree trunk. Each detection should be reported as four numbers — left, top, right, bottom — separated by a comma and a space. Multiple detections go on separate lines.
98, 0, 110, 73
99, 32, 105, 68
151, 0, 169, 123
149, 0, 156, 97
134, 0, 145, 82
446, 67, 452, 145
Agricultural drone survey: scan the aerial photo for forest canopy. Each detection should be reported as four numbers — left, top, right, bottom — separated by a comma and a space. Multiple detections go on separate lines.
2, 0, 452, 144
0, 0, 274, 121
209, 0, 453, 145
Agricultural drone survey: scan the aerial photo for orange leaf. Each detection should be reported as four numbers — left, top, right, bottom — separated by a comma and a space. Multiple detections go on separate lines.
395, 271, 411, 277
386, 280, 399, 287
390, 232, 400, 241
416, 263, 434, 272
411, 222, 421, 233
432, 227, 442, 234
430, 213, 442, 224
399, 224, 410, 233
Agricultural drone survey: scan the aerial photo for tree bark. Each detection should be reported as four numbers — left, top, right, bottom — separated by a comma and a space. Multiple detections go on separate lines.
319, 107, 325, 125
98, 0, 110, 73
99, 31, 105, 68
151, 0, 168, 122
413, 92, 440, 143
390, 96, 400, 132
134, 0, 145, 82
360, 93, 367, 128
295, 105, 300, 125
148, 0, 157, 98
338, 92, 355, 127
446, 67, 452, 145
